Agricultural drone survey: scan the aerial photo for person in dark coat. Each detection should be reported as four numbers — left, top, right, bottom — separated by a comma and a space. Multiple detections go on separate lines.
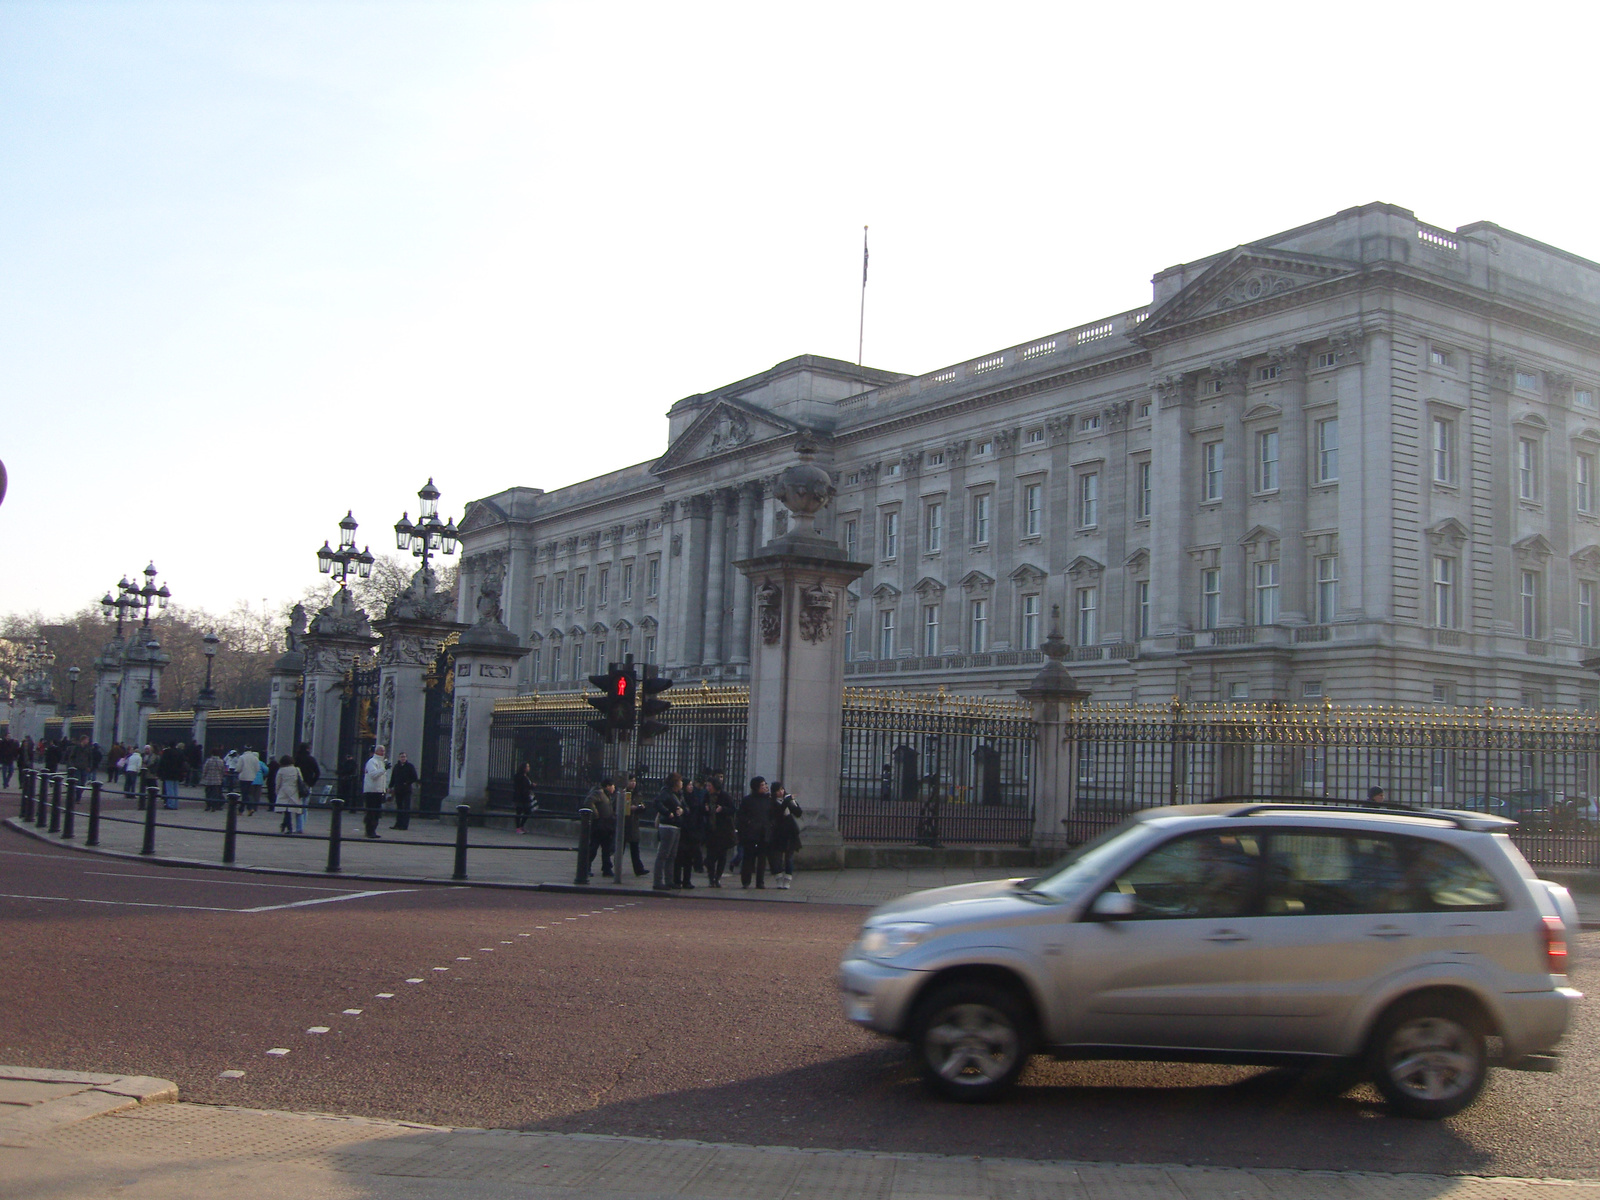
677, 779, 709, 889
294, 744, 321, 799
704, 785, 737, 888
44, 739, 63, 775
0, 735, 18, 789
767, 782, 804, 889
621, 774, 648, 876
337, 754, 359, 804
158, 742, 187, 808
736, 776, 775, 889
264, 754, 280, 813
581, 778, 617, 877
511, 763, 536, 832
390, 751, 420, 830
652, 773, 684, 891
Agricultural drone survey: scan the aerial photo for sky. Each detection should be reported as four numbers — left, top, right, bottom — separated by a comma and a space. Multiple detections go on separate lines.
3, 0, 1599, 626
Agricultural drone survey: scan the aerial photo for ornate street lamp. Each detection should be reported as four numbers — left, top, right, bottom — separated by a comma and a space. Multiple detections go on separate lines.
316, 511, 375, 592
199, 631, 220, 707
64, 666, 81, 716
140, 639, 161, 706
105, 563, 172, 631
392, 478, 460, 571
101, 575, 141, 638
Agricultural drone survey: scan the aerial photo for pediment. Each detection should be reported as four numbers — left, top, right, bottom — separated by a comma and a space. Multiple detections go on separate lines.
1140, 248, 1355, 336
639, 615, 658, 629
912, 576, 945, 598
1240, 524, 1280, 546
1066, 555, 1105, 579
1125, 547, 1150, 571
457, 498, 508, 536
614, 618, 633, 633
568, 625, 586, 638
1426, 518, 1470, 549
1008, 562, 1047, 584
589, 622, 608, 636
958, 570, 995, 593
527, 630, 544, 643
1573, 545, 1600, 573
1514, 534, 1553, 560
651, 397, 810, 474
871, 582, 902, 601
1243, 401, 1282, 422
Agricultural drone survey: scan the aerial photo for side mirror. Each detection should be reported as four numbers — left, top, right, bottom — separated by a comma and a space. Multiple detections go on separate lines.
1091, 891, 1137, 919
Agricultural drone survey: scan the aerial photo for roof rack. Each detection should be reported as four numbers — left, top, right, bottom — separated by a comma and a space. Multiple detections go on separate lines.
1214, 798, 1516, 832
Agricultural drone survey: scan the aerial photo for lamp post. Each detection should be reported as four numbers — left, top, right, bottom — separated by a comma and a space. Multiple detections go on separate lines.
393, 478, 460, 572
316, 511, 376, 593
200, 632, 219, 706
100, 564, 170, 748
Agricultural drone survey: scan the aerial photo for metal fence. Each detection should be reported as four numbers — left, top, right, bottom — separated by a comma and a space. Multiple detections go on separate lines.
1062, 700, 1600, 868
488, 684, 749, 815
840, 687, 1036, 846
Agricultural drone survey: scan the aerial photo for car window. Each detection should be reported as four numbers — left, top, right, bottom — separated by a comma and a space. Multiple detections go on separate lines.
1402, 837, 1506, 911
1264, 832, 1410, 916
1107, 831, 1261, 919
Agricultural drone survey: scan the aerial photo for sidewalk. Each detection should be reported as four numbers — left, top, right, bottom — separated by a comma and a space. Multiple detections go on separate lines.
3, 1068, 1597, 1199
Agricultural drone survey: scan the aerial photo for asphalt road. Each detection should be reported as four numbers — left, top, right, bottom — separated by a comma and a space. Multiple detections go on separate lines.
2, 824, 1597, 1178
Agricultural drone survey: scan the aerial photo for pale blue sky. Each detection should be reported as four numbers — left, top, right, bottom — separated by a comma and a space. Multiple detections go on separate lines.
3, 0, 1597, 624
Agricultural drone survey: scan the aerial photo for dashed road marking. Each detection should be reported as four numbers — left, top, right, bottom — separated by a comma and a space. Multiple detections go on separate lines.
307, 1026, 330, 1034
405, 978, 423, 984
432, 967, 449, 971
343, 1009, 362, 1015
376, 993, 394, 998
456, 956, 472, 960
219, 1070, 245, 1079
266, 1048, 290, 1057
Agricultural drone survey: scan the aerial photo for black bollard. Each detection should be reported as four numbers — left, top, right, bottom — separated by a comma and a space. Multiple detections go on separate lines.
62, 780, 78, 840
140, 784, 158, 855
325, 799, 343, 873
574, 808, 592, 885
453, 804, 470, 881
222, 794, 239, 865
18, 769, 32, 821
48, 775, 62, 833
36, 776, 50, 828
86, 782, 102, 847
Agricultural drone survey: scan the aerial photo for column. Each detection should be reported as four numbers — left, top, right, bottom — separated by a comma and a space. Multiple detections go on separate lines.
701, 490, 729, 672
93, 650, 123, 747
267, 665, 301, 761
447, 608, 530, 811
1217, 362, 1249, 627
1274, 346, 1311, 624
1018, 613, 1090, 853
1150, 374, 1193, 635
729, 482, 758, 667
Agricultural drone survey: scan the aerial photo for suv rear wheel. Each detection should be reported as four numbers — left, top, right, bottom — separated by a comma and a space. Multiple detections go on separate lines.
910, 980, 1034, 1102
1368, 995, 1487, 1119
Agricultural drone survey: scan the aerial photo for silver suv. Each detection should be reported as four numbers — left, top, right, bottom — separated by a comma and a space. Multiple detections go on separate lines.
838, 804, 1581, 1118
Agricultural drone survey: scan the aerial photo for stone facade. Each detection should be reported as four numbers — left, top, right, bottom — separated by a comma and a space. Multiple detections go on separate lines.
460, 203, 1600, 707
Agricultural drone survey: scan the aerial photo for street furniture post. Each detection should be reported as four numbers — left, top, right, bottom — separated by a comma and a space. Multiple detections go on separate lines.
325, 799, 344, 873
453, 804, 470, 881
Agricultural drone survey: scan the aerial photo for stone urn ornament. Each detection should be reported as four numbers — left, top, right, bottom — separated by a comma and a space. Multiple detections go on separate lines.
773, 438, 837, 531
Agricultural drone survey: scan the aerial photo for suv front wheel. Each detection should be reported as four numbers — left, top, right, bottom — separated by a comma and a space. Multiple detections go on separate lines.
910, 980, 1034, 1102
1368, 994, 1488, 1119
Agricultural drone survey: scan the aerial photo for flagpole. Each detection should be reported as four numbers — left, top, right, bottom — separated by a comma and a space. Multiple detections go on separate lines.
858, 224, 868, 367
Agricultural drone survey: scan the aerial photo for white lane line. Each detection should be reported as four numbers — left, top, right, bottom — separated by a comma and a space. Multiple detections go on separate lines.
0, 892, 237, 912
375, 993, 394, 998
404, 979, 423, 984
240, 889, 412, 913
83, 872, 358, 891
219, 1070, 245, 1079
266, 1048, 290, 1057
307, 1027, 330, 1034
432, 967, 449, 972
343, 1009, 362, 1015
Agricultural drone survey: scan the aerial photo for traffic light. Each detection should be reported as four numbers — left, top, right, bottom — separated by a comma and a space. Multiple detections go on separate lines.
586, 662, 637, 740
638, 666, 674, 742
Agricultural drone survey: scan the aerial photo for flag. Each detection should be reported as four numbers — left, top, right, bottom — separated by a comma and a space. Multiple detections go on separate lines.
862, 225, 869, 287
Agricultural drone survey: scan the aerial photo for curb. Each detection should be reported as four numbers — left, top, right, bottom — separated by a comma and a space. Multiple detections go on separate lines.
0, 1066, 177, 1146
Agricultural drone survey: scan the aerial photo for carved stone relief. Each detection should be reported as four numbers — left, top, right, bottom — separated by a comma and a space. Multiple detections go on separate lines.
798, 582, 834, 644
756, 580, 782, 644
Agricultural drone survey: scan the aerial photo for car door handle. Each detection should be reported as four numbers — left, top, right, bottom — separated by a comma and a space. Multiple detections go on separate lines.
1205, 929, 1248, 943
1367, 925, 1410, 940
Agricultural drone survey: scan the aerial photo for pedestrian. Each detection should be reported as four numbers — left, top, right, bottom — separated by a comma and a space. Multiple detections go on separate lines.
275, 756, 304, 834
44, 738, 62, 775
622, 774, 648, 877
736, 775, 775, 889
264, 753, 280, 813
1365, 785, 1387, 808
293, 743, 321, 803
185, 740, 203, 788
69, 735, 94, 784
581, 777, 618, 877
0, 734, 18, 789
157, 742, 185, 808
235, 747, 261, 814
105, 741, 124, 784
87, 740, 103, 780
121, 744, 143, 799
362, 744, 390, 839
652, 773, 684, 891
222, 748, 240, 795
511, 762, 536, 832
768, 782, 803, 889
677, 779, 709, 889
389, 751, 418, 831
705, 785, 736, 888
199, 749, 225, 811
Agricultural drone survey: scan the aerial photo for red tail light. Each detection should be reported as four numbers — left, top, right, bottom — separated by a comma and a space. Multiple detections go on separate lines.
1543, 916, 1568, 974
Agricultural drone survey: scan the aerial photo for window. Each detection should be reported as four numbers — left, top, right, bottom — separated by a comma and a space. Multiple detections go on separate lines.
843, 519, 858, 559
1581, 581, 1596, 648
535, 580, 545, 617
1578, 452, 1594, 514
1080, 414, 1100, 432
1432, 416, 1456, 484
923, 604, 940, 656
554, 577, 566, 612
530, 648, 541, 681
1316, 555, 1339, 624
877, 609, 895, 659
846, 472, 860, 486
575, 572, 587, 608
970, 599, 988, 651
1432, 557, 1456, 629
1316, 351, 1337, 369
1518, 437, 1539, 501
1108, 831, 1262, 920
1201, 568, 1221, 630
1254, 560, 1280, 626
1228, 682, 1250, 701
975, 439, 993, 456
1077, 472, 1099, 528
1256, 430, 1279, 492
1203, 441, 1223, 501
571, 642, 583, 679
619, 636, 630, 661
1578, 388, 1596, 409
1022, 483, 1042, 537
1516, 370, 1541, 392
881, 510, 899, 559
598, 567, 609, 605
1136, 580, 1150, 639
1256, 364, 1280, 381
1025, 428, 1044, 445
1317, 418, 1339, 482
927, 450, 944, 466
593, 641, 606, 675
646, 557, 660, 597
972, 494, 991, 544
1138, 401, 1152, 418
1204, 378, 1225, 395
1075, 587, 1098, 646
1431, 347, 1453, 368
883, 461, 900, 478
1136, 460, 1152, 519
622, 563, 633, 602
925, 502, 943, 552
1522, 570, 1542, 638
1302, 680, 1323, 699
1021, 594, 1040, 650
644, 633, 657, 662
843, 612, 856, 661
1432, 682, 1454, 704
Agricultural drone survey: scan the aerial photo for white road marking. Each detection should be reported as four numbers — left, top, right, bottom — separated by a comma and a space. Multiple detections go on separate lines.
219, 1070, 245, 1079
266, 1049, 290, 1057
0, 892, 236, 912
83, 872, 357, 892
343, 1009, 362, 1015
307, 1027, 330, 1034
404, 979, 423, 984
240, 889, 411, 912
456, 956, 471, 960
432, 967, 449, 971
376, 993, 394, 998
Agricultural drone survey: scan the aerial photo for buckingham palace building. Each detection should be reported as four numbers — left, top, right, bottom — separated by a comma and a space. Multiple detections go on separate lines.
455, 202, 1600, 709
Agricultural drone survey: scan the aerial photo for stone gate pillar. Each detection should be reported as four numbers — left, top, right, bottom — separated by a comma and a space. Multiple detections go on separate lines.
447, 566, 528, 811
1017, 608, 1090, 855
120, 639, 167, 749
734, 443, 869, 869
374, 567, 466, 772
92, 641, 124, 747
299, 591, 378, 780
266, 605, 307, 763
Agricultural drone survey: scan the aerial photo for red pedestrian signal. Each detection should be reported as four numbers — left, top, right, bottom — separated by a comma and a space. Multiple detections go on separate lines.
586, 662, 637, 740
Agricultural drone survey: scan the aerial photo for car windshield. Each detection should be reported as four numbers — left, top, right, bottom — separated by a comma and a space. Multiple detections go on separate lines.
1021, 818, 1149, 901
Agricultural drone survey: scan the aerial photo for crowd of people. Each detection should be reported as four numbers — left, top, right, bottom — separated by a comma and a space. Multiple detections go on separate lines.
578, 769, 803, 891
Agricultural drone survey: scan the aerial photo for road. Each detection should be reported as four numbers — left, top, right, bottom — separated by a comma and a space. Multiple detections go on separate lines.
2, 824, 1597, 1178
